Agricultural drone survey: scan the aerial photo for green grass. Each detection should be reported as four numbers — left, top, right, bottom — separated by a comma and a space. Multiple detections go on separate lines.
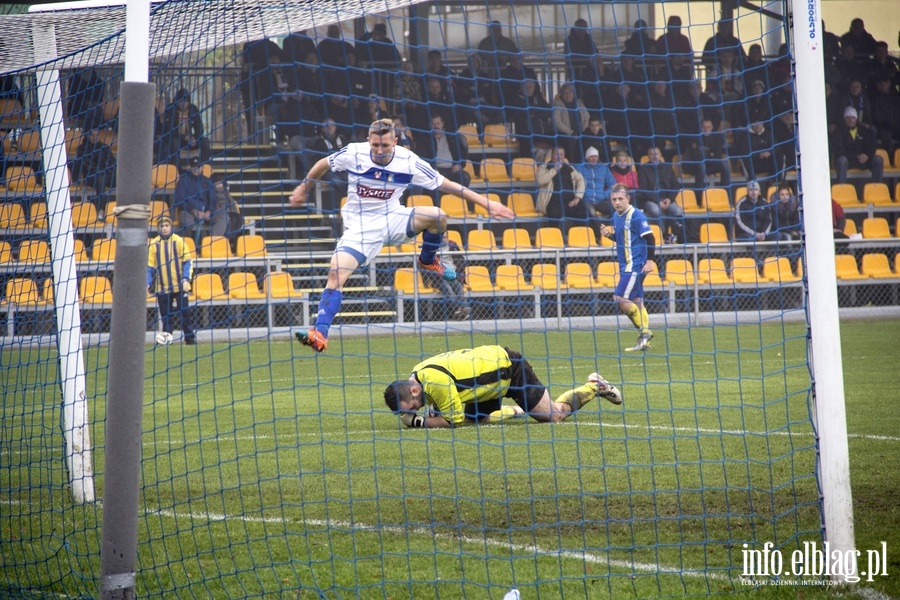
1, 320, 898, 599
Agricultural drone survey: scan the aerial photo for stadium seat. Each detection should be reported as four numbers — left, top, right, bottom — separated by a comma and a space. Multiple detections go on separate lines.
406, 194, 434, 209
458, 124, 482, 153
699, 222, 730, 244
696, 258, 733, 285
200, 235, 232, 259
41, 279, 54, 305
482, 158, 511, 184
462, 161, 483, 185
649, 223, 663, 247
567, 226, 597, 248
18, 240, 50, 264
595, 262, 619, 288
831, 184, 862, 208
701, 188, 732, 213
228, 272, 266, 300
531, 264, 566, 290
464, 265, 497, 292
834, 255, 868, 280
534, 227, 565, 249
894, 149, 900, 169
843, 219, 857, 236
79, 275, 114, 304
860, 253, 894, 279
17, 130, 41, 156
183, 236, 196, 256
236, 234, 268, 257
507, 192, 540, 217
495, 264, 533, 291
3, 278, 41, 307
64, 129, 82, 156
467, 229, 498, 252
861, 217, 891, 239
440, 194, 475, 219
0, 97, 23, 127
265, 272, 303, 299
762, 257, 801, 283
149, 200, 171, 224
29, 202, 47, 228
565, 262, 597, 289
863, 183, 894, 207
92, 238, 117, 262
0, 203, 27, 228
0, 241, 11, 264
663, 259, 695, 286
73, 239, 88, 262
394, 268, 436, 295
674, 189, 703, 214
151, 164, 180, 195
502, 228, 532, 250
71, 202, 98, 227
510, 157, 537, 183
6, 165, 42, 194
643, 262, 665, 287
446, 229, 463, 248
193, 273, 228, 300
483, 123, 512, 149
474, 192, 502, 217
731, 257, 765, 284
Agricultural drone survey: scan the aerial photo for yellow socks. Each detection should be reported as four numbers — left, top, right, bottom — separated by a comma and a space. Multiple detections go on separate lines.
626, 304, 651, 334
555, 382, 599, 412
485, 405, 523, 424
639, 306, 651, 334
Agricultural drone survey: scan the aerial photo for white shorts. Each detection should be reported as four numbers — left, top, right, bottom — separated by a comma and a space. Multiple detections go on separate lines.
336, 206, 417, 265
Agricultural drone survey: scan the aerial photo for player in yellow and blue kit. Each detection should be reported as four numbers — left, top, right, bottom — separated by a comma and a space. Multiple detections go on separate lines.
383, 345, 623, 428
599, 183, 657, 352
148, 216, 196, 345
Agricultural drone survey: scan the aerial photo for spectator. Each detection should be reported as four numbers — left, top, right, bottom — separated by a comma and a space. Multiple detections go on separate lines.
637, 146, 685, 242
522, 79, 555, 156
744, 80, 773, 127
744, 121, 778, 183
317, 24, 356, 69
72, 126, 117, 220
552, 83, 590, 163
656, 16, 692, 60
477, 21, 520, 77
832, 199, 849, 239
773, 111, 797, 171
867, 42, 899, 92
701, 20, 747, 72
392, 114, 416, 152
394, 61, 428, 134
321, 83, 355, 140
647, 81, 678, 158
536, 146, 587, 235
577, 54, 607, 112
453, 51, 501, 131
842, 78, 872, 125
734, 180, 774, 242
211, 173, 245, 245
610, 150, 639, 190
174, 157, 222, 241
824, 81, 844, 133
831, 106, 884, 184
425, 49, 454, 96
580, 116, 609, 164
623, 19, 658, 58
870, 75, 900, 157
821, 21, 842, 65
565, 18, 598, 97
358, 23, 401, 99
576, 145, 618, 219
770, 183, 801, 242
420, 232, 471, 321
417, 114, 470, 189
499, 53, 537, 107
423, 76, 457, 136
712, 48, 744, 101
239, 39, 283, 137
834, 44, 859, 93
683, 117, 731, 188
163, 88, 210, 166
147, 216, 196, 346
744, 44, 767, 83
65, 67, 106, 129
311, 118, 350, 208
839, 19, 878, 58
355, 94, 390, 140
282, 30, 316, 65
152, 97, 168, 164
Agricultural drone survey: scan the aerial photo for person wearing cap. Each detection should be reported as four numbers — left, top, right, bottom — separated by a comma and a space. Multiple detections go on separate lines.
147, 216, 196, 345
830, 105, 884, 184
734, 180, 775, 243
174, 157, 224, 241
476, 21, 520, 77
575, 145, 617, 219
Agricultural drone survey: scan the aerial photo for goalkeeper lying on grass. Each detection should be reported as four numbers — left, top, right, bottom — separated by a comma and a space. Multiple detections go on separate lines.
383, 345, 623, 428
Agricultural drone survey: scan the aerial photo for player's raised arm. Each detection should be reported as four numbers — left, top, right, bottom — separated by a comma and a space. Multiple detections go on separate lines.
438, 180, 514, 220
289, 157, 332, 208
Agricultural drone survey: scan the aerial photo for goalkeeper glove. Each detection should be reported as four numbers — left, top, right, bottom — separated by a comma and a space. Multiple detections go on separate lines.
400, 413, 425, 428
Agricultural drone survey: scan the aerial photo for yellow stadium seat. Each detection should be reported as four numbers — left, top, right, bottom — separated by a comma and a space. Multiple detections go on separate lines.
502, 228, 532, 250
663, 259, 695, 286
675, 189, 703, 214
863, 183, 894, 207
0, 203, 27, 228
151, 164, 180, 194
6, 165, 42, 194
71, 202, 98, 227
834, 255, 868, 280
699, 222, 730, 244
567, 226, 597, 248
860, 253, 894, 279
595, 262, 619, 288
507, 192, 540, 217
4, 278, 42, 307
861, 217, 891, 239
41, 279, 54, 305
0, 241, 11, 264
843, 219, 857, 236
649, 223, 663, 247
831, 183, 862, 208
149, 200, 171, 224
474, 192, 503, 217
193, 273, 228, 300
73, 239, 88, 262
565, 262, 597, 289
462, 161, 483, 185
0, 97, 24, 127
80, 275, 114, 304
228, 272, 266, 300
534, 227, 564, 249
394, 268, 436, 295
265, 272, 303, 300
731, 257, 765, 284
643, 262, 665, 287
236, 234, 268, 257
406, 194, 434, 209
511, 157, 537, 183
200, 235, 232, 259
18, 240, 50, 264
29, 202, 48, 228
467, 230, 498, 252
464, 265, 497, 292
92, 238, 117, 262
702, 188, 732, 213
483, 123, 512, 149
696, 258, 733, 285
482, 158, 511, 184
458, 124, 482, 153
531, 263, 566, 290
446, 229, 463, 248
762, 256, 801, 283
17, 130, 41, 156
440, 194, 475, 219
495, 264, 534, 291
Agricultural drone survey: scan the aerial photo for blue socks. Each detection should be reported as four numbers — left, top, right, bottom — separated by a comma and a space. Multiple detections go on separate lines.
419, 230, 442, 266
313, 288, 342, 338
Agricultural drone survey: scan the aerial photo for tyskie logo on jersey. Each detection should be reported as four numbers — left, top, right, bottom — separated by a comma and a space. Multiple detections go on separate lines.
357, 184, 394, 199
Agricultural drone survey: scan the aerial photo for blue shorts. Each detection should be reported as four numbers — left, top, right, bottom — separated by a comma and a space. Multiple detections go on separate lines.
615, 270, 646, 301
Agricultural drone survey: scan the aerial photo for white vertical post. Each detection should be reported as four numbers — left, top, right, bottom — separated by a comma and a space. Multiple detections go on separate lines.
790, 0, 857, 582
32, 23, 95, 505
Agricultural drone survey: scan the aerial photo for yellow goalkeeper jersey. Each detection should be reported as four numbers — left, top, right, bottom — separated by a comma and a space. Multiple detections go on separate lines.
411, 345, 512, 425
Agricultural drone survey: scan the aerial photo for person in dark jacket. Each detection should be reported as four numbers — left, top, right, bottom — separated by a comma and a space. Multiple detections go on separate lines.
636, 146, 685, 243
416, 114, 470, 189
174, 157, 223, 240
831, 106, 884, 184
770, 183, 800, 242
163, 88, 210, 165
72, 126, 116, 218
734, 180, 774, 242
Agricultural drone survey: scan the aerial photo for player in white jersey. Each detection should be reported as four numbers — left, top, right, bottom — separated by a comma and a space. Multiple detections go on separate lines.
289, 118, 513, 352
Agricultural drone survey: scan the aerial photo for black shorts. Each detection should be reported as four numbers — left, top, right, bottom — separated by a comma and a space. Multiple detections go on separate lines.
462, 348, 546, 422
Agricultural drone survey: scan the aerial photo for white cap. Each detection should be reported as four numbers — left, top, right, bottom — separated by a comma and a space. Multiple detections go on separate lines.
584, 146, 599, 159
843, 106, 858, 119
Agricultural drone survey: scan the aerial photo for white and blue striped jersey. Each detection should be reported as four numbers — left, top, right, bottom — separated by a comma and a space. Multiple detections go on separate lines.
328, 143, 445, 214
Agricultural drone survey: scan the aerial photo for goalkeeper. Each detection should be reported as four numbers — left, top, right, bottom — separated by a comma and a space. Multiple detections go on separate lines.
383, 345, 622, 428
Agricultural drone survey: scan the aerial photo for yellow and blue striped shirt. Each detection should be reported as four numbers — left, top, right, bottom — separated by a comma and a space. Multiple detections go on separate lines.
148, 234, 193, 293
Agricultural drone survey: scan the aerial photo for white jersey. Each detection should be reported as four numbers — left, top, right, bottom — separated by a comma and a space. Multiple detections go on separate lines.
329, 142, 445, 215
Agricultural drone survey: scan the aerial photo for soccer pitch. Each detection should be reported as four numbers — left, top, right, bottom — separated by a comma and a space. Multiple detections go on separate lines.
1, 320, 898, 599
